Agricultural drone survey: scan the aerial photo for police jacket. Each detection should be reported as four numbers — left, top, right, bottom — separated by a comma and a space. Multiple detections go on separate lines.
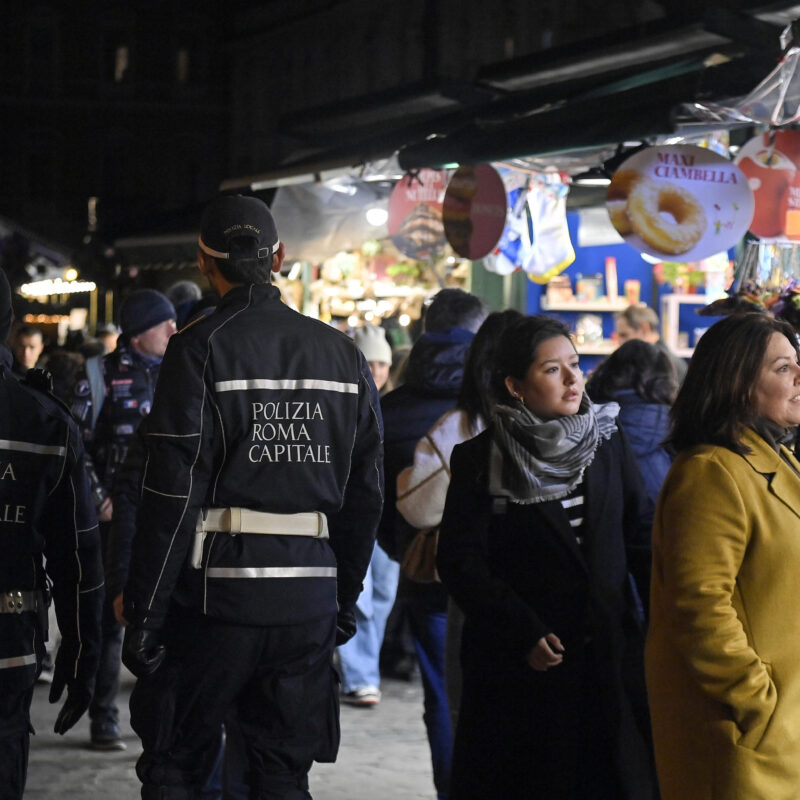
0, 350, 103, 693
126, 282, 384, 630
91, 342, 161, 491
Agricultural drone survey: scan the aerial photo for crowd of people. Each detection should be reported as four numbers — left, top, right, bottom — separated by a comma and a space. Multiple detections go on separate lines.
2, 192, 800, 800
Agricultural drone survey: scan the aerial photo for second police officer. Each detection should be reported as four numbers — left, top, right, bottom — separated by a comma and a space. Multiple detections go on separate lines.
0, 267, 103, 798
122, 194, 384, 799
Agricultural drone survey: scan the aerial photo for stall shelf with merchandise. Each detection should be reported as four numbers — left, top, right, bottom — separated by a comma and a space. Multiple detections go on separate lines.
540, 297, 630, 355
530, 211, 655, 368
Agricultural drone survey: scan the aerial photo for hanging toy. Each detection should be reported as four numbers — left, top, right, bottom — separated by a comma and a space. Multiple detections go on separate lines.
482, 168, 533, 275
522, 172, 575, 283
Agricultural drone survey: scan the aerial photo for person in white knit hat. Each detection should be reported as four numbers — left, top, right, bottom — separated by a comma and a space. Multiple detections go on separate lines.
338, 324, 395, 706
353, 323, 393, 394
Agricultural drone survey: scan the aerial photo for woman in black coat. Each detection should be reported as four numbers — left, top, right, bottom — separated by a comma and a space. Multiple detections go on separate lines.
436, 315, 658, 800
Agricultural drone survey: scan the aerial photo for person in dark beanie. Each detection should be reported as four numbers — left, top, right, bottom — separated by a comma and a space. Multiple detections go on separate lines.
87, 288, 176, 751
121, 194, 383, 799
0, 267, 103, 798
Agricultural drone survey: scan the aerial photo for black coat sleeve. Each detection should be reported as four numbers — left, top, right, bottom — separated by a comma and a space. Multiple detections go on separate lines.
125, 335, 217, 630
43, 418, 104, 688
327, 355, 384, 608
436, 439, 550, 658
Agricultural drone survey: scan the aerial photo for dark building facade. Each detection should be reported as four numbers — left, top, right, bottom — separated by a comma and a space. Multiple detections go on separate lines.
0, 1, 229, 270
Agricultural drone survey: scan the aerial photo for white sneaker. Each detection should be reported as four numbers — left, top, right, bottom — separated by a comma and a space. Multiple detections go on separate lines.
341, 686, 381, 707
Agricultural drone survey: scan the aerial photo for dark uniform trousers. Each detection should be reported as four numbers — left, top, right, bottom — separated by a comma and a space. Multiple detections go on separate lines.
0, 687, 34, 800
131, 605, 339, 800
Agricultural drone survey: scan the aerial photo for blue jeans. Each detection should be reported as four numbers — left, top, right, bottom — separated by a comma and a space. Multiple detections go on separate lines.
338, 543, 399, 691
408, 606, 452, 800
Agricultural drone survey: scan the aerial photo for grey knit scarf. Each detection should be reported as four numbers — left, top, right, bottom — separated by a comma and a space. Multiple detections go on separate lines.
489, 393, 619, 504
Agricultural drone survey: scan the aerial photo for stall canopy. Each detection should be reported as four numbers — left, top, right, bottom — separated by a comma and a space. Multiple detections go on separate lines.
221, 4, 800, 193
271, 180, 392, 263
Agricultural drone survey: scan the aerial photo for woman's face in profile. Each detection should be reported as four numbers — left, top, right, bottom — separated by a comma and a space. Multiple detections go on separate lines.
753, 332, 800, 428
506, 335, 584, 420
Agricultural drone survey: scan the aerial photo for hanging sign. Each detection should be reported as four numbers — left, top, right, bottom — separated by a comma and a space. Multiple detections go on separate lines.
442, 165, 508, 259
734, 130, 800, 240
388, 169, 448, 259
606, 144, 754, 262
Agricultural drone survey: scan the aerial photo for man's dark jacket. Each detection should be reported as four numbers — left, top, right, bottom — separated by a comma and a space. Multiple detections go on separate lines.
378, 327, 473, 609
91, 342, 161, 491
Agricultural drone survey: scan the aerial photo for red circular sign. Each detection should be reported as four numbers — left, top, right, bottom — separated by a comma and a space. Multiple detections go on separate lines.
388, 169, 448, 259
442, 165, 508, 259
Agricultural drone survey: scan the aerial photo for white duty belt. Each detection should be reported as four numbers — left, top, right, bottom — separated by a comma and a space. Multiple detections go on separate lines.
191, 507, 328, 568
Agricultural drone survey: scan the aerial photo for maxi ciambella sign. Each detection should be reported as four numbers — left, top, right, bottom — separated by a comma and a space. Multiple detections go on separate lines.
606, 145, 754, 262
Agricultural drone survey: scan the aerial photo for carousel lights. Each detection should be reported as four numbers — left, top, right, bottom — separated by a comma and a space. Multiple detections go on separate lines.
24, 314, 70, 324
64, 267, 79, 281
20, 277, 97, 297
399, 313, 411, 327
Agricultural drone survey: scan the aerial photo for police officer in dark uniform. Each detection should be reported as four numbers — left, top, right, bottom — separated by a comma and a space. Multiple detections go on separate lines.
122, 194, 384, 799
0, 268, 103, 798
89, 289, 177, 749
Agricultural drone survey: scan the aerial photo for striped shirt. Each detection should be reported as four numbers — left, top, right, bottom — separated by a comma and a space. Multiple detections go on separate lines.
560, 479, 585, 547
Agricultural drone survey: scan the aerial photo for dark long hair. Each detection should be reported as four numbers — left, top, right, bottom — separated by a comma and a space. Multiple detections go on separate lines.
458, 309, 523, 432
492, 315, 574, 406
586, 339, 677, 405
667, 312, 799, 454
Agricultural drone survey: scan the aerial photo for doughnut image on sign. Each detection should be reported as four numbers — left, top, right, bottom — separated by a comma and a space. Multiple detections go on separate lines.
606, 145, 754, 262
627, 180, 706, 255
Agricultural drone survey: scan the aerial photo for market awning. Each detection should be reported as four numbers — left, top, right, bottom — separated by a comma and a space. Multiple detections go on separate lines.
220, 4, 800, 191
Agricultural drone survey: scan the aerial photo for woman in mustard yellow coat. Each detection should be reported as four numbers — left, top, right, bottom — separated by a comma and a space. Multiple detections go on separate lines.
646, 312, 800, 800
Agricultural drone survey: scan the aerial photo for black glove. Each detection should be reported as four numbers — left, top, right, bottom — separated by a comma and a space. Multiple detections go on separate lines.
122, 626, 166, 678
335, 606, 357, 646
51, 684, 93, 735
49, 645, 93, 735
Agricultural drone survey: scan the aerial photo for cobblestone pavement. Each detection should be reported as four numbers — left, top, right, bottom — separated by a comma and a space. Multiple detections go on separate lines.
25, 669, 434, 799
